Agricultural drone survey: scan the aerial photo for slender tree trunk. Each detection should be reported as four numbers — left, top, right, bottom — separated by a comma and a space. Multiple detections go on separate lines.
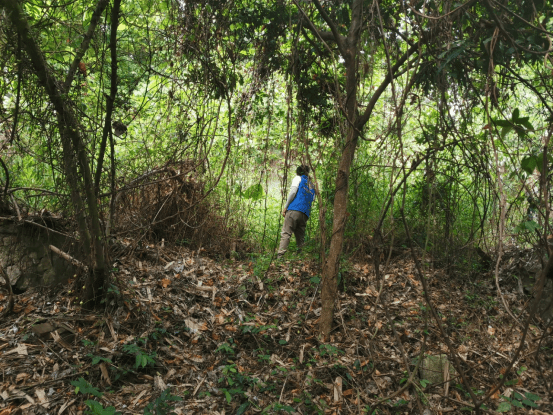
319, 128, 358, 339
319, 42, 359, 338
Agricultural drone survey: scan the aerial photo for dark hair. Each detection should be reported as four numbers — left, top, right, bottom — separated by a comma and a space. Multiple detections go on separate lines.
296, 165, 310, 176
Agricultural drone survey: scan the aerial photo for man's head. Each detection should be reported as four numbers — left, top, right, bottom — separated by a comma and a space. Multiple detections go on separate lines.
297, 165, 310, 176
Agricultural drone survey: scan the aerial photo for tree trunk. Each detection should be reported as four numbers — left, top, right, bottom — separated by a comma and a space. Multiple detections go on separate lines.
319, 127, 358, 339
1, 0, 108, 306
319, 26, 360, 338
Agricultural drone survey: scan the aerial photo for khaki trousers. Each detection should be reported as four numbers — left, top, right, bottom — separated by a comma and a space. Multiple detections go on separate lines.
278, 210, 308, 256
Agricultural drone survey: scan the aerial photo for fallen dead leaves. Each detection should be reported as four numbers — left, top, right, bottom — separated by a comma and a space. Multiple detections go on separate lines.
0, 245, 550, 414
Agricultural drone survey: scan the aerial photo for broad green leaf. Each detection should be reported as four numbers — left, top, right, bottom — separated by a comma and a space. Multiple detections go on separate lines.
236, 402, 250, 415
512, 108, 520, 120
496, 402, 511, 412
524, 392, 540, 402
521, 156, 537, 174
522, 399, 538, 407
493, 119, 512, 127
513, 391, 524, 400
521, 120, 534, 130
500, 125, 513, 138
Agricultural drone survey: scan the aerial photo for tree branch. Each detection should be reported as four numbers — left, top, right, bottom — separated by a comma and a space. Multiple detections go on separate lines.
347, 0, 364, 48
293, 0, 345, 55
311, 0, 347, 56
63, 0, 110, 92
0, 155, 9, 198
357, 42, 420, 127
94, 0, 122, 192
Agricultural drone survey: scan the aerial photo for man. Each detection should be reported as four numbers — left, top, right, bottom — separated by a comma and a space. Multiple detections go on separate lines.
278, 165, 315, 257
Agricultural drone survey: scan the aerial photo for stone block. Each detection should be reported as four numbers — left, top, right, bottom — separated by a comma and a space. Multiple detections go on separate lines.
0, 223, 76, 288
20, 257, 32, 270
6, 265, 21, 284
417, 354, 457, 386
0, 252, 8, 268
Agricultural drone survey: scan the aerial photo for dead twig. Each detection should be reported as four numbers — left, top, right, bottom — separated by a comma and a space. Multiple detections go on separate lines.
49, 245, 88, 270
10, 195, 21, 221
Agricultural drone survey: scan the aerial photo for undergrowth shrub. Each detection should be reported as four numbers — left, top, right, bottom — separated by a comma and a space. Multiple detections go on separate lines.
113, 160, 242, 257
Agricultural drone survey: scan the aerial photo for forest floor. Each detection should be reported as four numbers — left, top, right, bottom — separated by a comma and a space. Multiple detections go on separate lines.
0, 242, 551, 415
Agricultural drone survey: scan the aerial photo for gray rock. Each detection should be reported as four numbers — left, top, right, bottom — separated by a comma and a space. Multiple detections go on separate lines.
416, 354, 457, 386
6, 265, 21, 284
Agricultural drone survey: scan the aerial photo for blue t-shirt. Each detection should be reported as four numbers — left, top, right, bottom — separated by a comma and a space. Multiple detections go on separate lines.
288, 175, 315, 217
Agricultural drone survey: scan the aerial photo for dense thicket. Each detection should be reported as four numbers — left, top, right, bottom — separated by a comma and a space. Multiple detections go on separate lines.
0, 0, 552, 338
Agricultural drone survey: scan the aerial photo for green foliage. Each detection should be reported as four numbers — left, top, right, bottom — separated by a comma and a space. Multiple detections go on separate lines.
496, 401, 511, 413
318, 344, 344, 358
242, 183, 265, 201
499, 391, 540, 410
143, 389, 183, 415
262, 402, 295, 414
240, 322, 277, 335
256, 348, 271, 363
218, 362, 259, 407
81, 339, 96, 347
122, 343, 157, 369
215, 342, 235, 355
88, 354, 113, 366
309, 276, 321, 284
84, 401, 120, 415
71, 378, 103, 398
292, 390, 325, 414
492, 108, 534, 140
515, 220, 539, 233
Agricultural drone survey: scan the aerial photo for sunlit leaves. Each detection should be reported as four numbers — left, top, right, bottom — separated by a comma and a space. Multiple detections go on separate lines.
242, 183, 264, 201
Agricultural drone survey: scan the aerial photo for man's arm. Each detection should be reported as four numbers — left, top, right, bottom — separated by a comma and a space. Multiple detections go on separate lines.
283, 186, 298, 211
282, 176, 301, 217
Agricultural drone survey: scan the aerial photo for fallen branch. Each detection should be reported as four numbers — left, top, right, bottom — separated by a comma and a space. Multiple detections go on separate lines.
0, 264, 14, 318
49, 245, 88, 270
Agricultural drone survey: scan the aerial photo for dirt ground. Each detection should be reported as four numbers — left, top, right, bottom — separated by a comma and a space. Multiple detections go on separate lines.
0, 242, 551, 414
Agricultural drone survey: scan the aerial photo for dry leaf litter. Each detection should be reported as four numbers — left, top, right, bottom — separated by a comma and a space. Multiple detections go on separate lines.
0, 244, 551, 415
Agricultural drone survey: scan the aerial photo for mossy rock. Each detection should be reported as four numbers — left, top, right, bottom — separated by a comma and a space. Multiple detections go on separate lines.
412, 354, 457, 386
